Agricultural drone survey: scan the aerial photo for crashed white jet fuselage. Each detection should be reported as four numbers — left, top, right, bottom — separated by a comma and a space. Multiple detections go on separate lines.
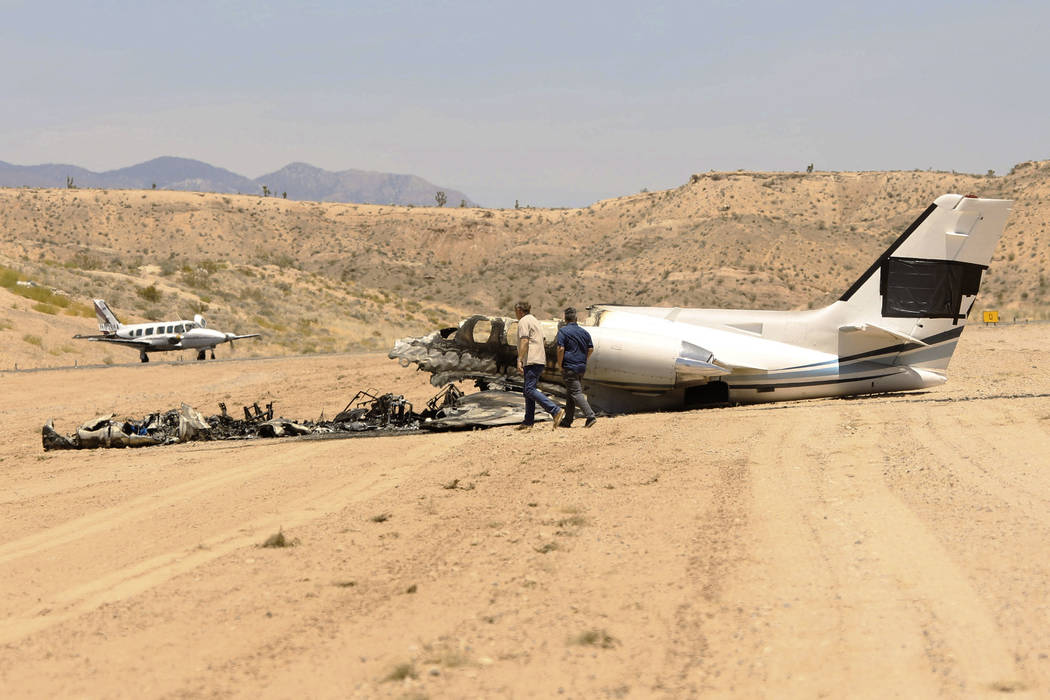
390, 194, 1012, 413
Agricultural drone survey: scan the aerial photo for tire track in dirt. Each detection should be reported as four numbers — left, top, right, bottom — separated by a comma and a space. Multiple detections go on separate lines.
922, 399, 1050, 529
864, 404, 1029, 694
660, 457, 748, 695
0, 437, 445, 646
704, 407, 845, 693
685, 399, 1028, 695
0, 445, 286, 567
880, 399, 1048, 693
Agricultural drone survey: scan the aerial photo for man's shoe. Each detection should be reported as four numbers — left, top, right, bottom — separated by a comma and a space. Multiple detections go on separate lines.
559, 418, 573, 428
515, 423, 533, 431
584, 417, 597, 428
550, 408, 564, 430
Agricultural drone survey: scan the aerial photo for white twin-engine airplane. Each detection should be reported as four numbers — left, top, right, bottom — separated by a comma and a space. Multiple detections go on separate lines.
75, 300, 261, 363
390, 194, 1012, 413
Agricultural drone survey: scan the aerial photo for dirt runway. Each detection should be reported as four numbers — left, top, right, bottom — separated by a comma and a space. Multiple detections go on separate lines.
2, 324, 1049, 698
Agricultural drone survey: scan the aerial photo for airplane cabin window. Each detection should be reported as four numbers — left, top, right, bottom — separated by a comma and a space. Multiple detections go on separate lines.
175, 324, 185, 333
145, 327, 154, 335
166, 325, 174, 333
135, 328, 143, 337
472, 319, 493, 344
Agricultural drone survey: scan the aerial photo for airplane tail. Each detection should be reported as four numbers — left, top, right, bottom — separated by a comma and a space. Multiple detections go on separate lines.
93, 299, 121, 334
833, 193, 1012, 371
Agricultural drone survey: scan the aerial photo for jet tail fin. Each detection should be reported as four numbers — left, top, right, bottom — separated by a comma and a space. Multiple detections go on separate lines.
834, 193, 1011, 371
93, 299, 121, 334
838, 194, 1011, 322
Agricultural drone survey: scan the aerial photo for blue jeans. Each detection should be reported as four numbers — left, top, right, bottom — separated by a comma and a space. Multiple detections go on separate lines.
522, 364, 559, 424
561, 368, 595, 424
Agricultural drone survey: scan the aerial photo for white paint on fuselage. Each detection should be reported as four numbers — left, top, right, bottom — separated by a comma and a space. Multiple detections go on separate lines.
111, 321, 228, 352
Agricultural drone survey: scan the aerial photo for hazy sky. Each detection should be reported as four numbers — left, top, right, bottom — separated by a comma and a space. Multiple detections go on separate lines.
2, 0, 1046, 207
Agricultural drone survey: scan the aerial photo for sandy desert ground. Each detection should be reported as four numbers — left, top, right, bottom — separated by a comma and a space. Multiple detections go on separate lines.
2, 322, 1050, 698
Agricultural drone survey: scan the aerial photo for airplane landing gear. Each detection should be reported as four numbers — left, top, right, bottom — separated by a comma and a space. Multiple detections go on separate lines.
140, 352, 149, 363
196, 349, 207, 361
210, 348, 216, 360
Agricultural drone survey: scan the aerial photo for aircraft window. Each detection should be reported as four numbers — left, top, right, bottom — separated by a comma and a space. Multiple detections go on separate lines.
185, 322, 196, 330
504, 321, 518, 346
472, 320, 493, 344
145, 327, 154, 336
135, 328, 143, 337
164, 325, 171, 333
175, 324, 185, 333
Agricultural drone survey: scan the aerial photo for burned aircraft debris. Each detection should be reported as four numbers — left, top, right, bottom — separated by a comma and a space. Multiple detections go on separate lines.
390, 315, 563, 394
41, 383, 538, 450
43, 403, 207, 450
334, 390, 416, 427
424, 389, 553, 430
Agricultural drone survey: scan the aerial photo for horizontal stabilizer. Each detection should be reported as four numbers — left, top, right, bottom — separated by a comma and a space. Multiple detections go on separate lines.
839, 323, 928, 346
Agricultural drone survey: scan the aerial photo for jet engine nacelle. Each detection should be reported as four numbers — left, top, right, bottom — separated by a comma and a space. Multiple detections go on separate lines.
584, 326, 727, 391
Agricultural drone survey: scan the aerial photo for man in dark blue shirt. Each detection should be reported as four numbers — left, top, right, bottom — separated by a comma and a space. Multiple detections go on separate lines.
555, 307, 597, 428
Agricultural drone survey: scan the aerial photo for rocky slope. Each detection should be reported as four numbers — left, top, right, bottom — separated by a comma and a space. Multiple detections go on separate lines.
1, 162, 1047, 368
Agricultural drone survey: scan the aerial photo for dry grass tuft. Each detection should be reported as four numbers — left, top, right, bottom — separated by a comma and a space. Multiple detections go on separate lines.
260, 529, 299, 548
382, 662, 417, 682
570, 628, 619, 649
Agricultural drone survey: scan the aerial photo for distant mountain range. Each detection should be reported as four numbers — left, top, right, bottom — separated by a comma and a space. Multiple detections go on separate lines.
0, 156, 476, 207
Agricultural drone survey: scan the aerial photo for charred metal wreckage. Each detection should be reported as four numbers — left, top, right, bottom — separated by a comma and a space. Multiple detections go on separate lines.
41, 387, 475, 451
390, 315, 566, 395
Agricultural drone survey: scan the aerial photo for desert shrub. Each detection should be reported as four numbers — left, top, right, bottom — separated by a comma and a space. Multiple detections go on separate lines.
65, 303, 96, 318
0, 266, 19, 288
4, 278, 72, 308
137, 284, 162, 303
570, 629, 618, 648
65, 251, 106, 271
383, 663, 417, 682
180, 268, 211, 290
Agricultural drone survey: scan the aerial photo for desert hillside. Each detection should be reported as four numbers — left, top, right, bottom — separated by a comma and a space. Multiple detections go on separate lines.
2, 161, 1048, 368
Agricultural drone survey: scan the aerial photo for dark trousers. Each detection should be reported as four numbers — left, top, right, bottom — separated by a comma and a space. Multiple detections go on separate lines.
523, 364, 559, 424
561, 368, 595, 424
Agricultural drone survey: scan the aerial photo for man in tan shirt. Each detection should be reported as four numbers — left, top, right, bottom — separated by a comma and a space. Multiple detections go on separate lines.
514, 301, 564, 430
